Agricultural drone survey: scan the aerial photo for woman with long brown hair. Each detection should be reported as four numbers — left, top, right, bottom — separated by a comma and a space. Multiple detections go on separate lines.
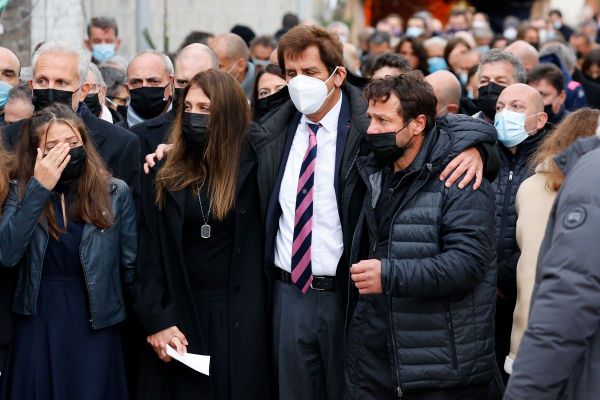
0, 103, 137, 400
0, 140, 13, 376
135, 69, 268, 399
505, 108, 600, 375
0, 142, 11, 207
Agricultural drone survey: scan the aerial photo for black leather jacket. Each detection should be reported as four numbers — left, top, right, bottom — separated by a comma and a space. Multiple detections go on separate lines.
0, 177, 137, 329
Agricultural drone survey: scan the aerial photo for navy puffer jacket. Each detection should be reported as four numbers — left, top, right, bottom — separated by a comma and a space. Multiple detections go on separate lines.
347, 114, 497, 394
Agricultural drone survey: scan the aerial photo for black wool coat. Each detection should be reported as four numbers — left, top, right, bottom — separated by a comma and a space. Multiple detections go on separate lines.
130, 110, 175, 164
134, 144, 269, 400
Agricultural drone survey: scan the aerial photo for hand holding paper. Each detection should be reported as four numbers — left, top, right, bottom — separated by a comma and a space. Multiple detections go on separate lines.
166, 345, 211, 376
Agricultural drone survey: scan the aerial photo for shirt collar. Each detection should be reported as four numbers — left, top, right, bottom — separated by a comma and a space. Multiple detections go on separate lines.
300, 89, 343, 134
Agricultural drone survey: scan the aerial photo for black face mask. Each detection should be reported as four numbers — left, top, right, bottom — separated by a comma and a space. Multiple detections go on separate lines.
84, 93, 102, 116
54, 146, 87, 193
173, 87, 184, 108
254, 86, 289, 121
585, 73, 600, 84
544, 103, 564, 124
367, 121, 412, 164
477, 82, 506, 120
116, 104, 128, 119
182, 112, 209, 150
129, 86, 170, 119
32, 88, 74, 111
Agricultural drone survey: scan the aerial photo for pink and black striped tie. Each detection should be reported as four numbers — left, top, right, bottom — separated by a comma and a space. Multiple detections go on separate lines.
291, 122, 319, 294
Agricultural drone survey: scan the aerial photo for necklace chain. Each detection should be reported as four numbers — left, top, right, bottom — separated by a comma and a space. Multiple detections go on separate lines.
196, 181, 214, 224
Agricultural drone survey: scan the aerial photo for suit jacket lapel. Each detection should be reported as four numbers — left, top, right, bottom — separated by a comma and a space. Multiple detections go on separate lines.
334, 91, 351, 199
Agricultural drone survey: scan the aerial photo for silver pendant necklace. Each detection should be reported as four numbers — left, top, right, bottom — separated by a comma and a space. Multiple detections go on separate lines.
196, 181, 215, 239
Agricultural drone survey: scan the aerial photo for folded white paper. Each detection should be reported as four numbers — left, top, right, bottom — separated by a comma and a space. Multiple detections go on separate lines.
166, 345, 210, 375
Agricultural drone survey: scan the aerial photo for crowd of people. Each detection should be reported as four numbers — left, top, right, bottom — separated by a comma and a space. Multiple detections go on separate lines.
0, 4, 599, 400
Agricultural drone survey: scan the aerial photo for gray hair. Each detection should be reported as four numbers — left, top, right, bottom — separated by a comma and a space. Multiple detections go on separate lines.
99, 65, 127, 98
32, 41, 90, 85
88, 63, 106, 88
423, 36, 447, 52
8, 81, 32, 102
539, 42, 577, 73
175, 43, 218, 70
477, 49, 527, 83
128, 50, 174, 77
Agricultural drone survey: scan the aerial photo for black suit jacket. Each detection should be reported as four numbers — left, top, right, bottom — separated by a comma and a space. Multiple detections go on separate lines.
130, 110, 175, 163
1, 103, 141, 201
252, 85, 371, 308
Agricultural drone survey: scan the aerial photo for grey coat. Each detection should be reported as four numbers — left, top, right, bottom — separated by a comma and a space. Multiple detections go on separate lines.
505, 136, 600, 399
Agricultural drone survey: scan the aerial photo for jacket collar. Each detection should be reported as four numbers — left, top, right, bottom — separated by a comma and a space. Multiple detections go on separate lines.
78, 102, 106, 149
555, 135, 600, 175
501, 123, 552, 159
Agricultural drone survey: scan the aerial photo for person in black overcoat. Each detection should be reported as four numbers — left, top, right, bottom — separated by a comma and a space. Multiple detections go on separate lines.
135, 69, 269, 400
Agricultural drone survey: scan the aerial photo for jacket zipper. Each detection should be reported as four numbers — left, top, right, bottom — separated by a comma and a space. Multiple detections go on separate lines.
445, 304, 459, 369
498, 166, 514, 261
384, 166, 431, 399
80, 225, 99, 327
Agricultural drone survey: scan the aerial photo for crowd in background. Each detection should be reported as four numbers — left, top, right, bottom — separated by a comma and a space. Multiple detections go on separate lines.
0, 3, 598, 400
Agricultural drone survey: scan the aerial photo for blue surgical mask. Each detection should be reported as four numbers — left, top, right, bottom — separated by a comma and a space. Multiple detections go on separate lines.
476, 45, 490, 54
406, 27, 423, 38
252, 58, 270, 68
427, 57, 447, 73
459, 72, 469, 86
494, 109, 539, 148
0, 80, 12, 109
92, 43, 116, 63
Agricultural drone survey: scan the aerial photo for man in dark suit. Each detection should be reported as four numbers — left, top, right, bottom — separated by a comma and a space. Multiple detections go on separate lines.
0, 41, 140, 381
1, 41, 140, 199
131, 43, 217, 162
251, 25, 494, 400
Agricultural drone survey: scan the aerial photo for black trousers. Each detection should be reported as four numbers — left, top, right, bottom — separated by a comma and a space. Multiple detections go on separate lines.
272, 280, 345, 400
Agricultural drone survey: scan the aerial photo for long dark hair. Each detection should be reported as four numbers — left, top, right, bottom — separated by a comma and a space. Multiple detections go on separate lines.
0, 140, 12, 210
155, 69, 250, 220
15, 103, 113, 239
396, 37, 429, 74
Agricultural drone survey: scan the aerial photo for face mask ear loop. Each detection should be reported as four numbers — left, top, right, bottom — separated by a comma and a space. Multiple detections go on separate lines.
322, 66, 341, 98
524, 112, 541, 135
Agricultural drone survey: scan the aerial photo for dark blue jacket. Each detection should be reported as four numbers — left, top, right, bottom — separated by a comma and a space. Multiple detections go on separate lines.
0, 177, 137, 329
346, 114, 497, 394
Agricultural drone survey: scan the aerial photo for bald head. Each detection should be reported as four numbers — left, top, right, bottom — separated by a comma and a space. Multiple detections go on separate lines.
425, 70, 461, 116
505, 40, 539, 73
497, 83, 548, 139
0, 47, 20, 86
174, 43, 218, 88
209, 33, 250, 83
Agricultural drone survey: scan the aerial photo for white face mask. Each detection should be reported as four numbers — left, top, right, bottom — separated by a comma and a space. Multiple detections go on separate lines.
287, 66, 339, 115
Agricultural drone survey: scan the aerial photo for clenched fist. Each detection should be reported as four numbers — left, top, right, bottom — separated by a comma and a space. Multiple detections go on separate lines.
350, 259, 383, 295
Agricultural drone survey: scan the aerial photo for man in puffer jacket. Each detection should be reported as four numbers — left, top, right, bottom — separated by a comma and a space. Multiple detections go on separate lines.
492, 83, 551, 376
345, 72, 497, 399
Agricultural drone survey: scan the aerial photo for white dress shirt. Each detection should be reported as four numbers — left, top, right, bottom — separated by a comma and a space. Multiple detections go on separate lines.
100, 105, 113, 123
274, 94, 344, 276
